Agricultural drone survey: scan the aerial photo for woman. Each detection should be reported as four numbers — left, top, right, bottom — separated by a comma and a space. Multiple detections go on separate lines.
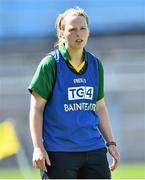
28, 7, 120, 179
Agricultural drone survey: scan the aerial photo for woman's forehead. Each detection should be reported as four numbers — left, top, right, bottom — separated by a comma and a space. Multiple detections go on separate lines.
64, 15, 87, 26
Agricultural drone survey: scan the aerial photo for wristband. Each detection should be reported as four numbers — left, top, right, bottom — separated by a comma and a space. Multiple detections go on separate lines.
106, 141, 117, 147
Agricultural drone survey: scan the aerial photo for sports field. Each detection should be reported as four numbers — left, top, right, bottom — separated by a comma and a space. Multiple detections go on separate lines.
0, 163, 144, 179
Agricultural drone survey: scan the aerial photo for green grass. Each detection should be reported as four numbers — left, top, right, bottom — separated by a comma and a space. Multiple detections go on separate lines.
0, 163, 144, 179
112, 163, 145, 179
0, 168, 40, 179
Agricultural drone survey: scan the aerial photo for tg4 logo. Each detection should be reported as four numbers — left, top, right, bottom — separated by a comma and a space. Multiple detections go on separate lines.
68, 86, 94, 100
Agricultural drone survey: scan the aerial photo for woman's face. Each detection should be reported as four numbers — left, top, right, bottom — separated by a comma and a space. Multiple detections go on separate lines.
62, 15, 89, 51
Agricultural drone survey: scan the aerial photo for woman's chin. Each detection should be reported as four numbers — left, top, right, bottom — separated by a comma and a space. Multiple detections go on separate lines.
72, 43, 85, 50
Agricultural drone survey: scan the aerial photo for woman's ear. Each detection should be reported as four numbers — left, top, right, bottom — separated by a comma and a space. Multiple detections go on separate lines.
59, 30, 65, 44
60, 30, 64, 39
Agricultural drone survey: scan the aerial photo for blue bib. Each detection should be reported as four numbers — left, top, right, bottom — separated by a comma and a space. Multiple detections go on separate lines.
43, 49, 105, 152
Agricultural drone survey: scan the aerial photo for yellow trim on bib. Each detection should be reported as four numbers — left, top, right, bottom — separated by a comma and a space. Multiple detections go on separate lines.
69, 61, 85, 73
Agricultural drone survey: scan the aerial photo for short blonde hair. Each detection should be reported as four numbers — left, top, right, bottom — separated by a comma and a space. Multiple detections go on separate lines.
55, 7, 89, 46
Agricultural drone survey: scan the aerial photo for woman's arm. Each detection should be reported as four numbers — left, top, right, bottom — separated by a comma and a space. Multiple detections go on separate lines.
96, 98, 114, 143
29, 91, 51, 172
96, 98, 120, 171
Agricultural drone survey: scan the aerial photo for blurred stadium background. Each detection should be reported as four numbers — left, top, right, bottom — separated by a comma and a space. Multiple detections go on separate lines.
0, 0, 145, 179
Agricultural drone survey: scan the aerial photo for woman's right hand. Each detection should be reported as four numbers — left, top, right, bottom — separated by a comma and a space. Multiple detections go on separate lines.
32, 147, 51, 172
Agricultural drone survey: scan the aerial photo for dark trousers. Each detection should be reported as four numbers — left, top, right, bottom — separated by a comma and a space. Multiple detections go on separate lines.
41, 148, 111, 179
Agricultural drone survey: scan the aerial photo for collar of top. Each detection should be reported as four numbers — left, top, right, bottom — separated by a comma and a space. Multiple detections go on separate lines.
58, 43, 87, 62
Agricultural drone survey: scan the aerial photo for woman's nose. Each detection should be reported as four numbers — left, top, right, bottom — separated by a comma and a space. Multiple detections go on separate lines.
76, 29, 81, 37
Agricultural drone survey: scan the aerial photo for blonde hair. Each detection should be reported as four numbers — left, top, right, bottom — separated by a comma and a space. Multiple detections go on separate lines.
55, 7, 89, 47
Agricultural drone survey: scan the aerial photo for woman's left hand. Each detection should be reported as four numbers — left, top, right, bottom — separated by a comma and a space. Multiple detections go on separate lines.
108, 145, 120, 171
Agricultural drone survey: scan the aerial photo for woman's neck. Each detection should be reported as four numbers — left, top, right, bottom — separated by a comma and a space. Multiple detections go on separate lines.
67, 47, 83, 66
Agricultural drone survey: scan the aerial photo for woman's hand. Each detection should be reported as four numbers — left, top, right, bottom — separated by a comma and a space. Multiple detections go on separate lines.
108, 145, 120, 171
32, 147, 51, 172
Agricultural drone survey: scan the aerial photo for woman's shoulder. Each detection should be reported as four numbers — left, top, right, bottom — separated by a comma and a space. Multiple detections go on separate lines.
39, 52, 57, 71
40, 54, 55, 65
86, 51, 104, 69
86, 51, 100, 63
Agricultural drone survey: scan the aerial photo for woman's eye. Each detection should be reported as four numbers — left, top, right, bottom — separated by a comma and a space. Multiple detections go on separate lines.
69, 28, 76, 32
68, 27, 86, 32
81, 27, 86, 30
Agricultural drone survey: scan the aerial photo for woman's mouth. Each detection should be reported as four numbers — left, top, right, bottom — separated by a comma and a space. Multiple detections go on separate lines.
75, 39, 83, 43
